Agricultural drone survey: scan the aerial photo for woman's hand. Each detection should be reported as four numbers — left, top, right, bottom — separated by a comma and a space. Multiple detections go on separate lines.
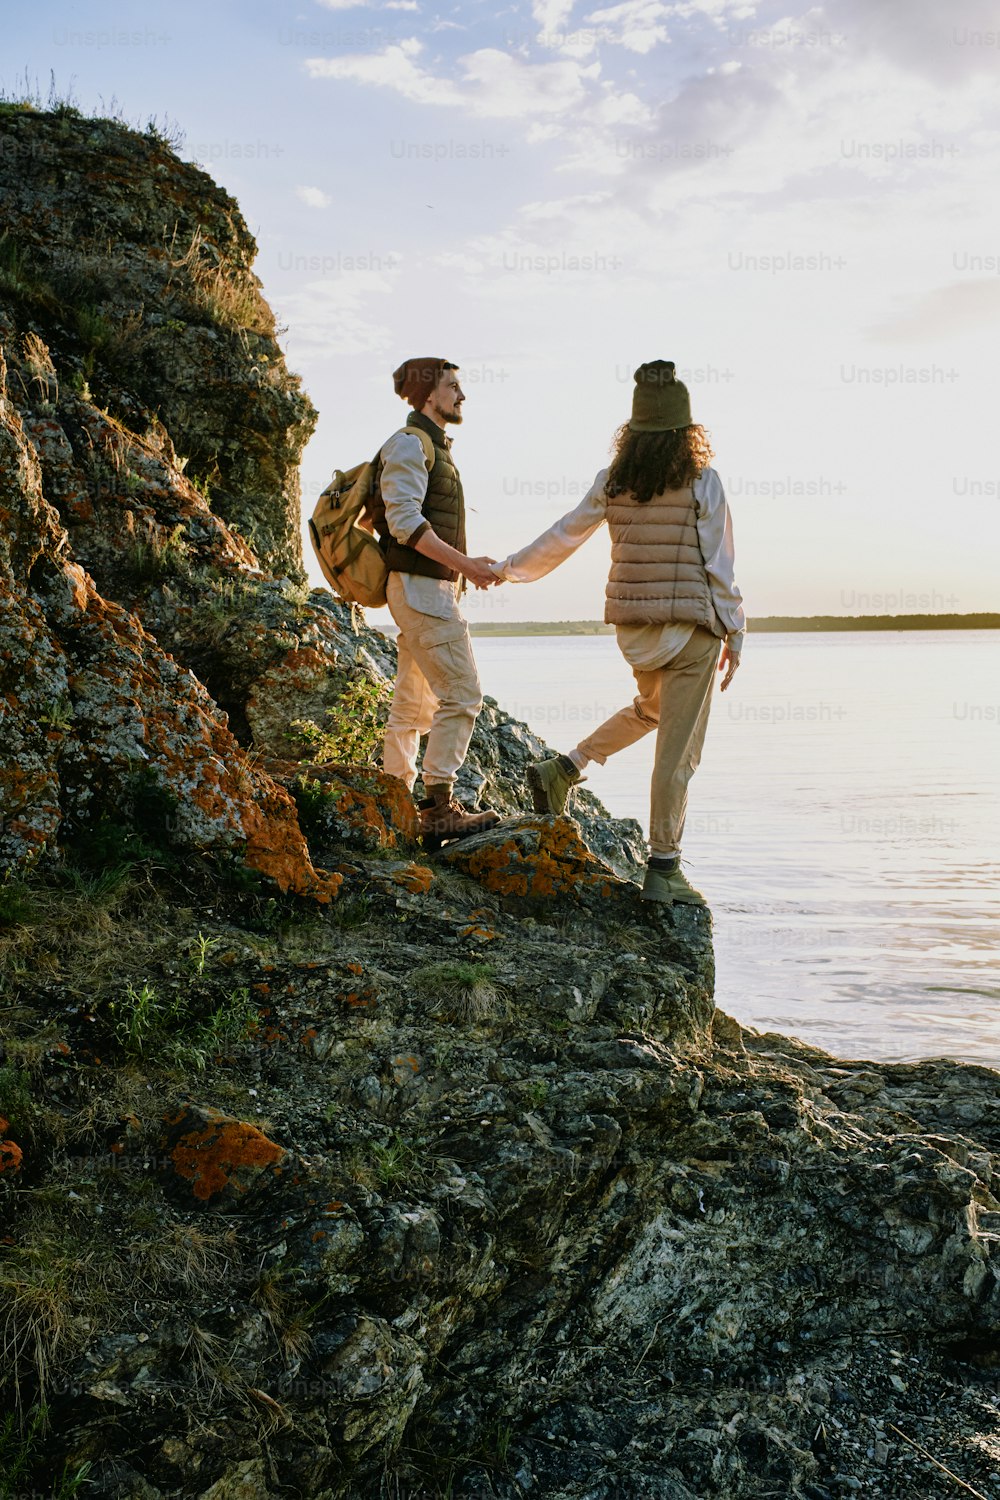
718, 642, 741, 692
463, 555, 501, 589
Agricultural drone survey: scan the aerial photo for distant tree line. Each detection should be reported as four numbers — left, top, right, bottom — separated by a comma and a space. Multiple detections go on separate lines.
468, 614, 1000, 637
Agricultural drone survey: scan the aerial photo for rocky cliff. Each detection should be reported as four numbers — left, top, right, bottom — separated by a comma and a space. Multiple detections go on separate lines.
2, 104, 1000, 1500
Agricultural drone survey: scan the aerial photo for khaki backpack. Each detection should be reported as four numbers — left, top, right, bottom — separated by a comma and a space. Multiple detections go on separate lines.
309, 426, 435, 610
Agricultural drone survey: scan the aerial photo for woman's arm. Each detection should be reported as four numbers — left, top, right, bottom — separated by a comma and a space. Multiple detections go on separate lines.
492, 468, 609, 583
695, 468, 746, 654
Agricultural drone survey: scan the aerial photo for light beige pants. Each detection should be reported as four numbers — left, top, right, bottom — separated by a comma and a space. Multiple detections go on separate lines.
576, 626, 721, 857
382, 574, 484, 791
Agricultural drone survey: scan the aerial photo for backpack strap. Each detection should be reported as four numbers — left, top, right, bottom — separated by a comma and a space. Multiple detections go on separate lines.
400, 425, 435, 472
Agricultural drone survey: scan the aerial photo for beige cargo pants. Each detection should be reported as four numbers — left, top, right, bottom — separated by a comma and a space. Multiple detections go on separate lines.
576, 625, 721, 857
381, 573, 484, 791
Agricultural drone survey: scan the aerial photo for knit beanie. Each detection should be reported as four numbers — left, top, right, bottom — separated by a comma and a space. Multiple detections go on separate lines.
392, 356, 456, 410
629, 360, 692, 432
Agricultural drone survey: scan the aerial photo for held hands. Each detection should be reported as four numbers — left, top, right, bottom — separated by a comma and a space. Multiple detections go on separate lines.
718, 642, 741, 692
463, 555, 503, 589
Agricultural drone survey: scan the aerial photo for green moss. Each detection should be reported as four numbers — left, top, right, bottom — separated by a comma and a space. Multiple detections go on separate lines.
0, 1066, 33, 1133
291, 775, 345, 839
0, 879, 35, 930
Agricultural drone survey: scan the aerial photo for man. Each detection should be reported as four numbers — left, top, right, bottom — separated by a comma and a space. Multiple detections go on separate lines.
369, 357, 501, 850
491, 361, 744, 904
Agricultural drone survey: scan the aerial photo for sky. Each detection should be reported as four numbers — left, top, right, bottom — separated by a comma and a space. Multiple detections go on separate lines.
5, 0, 999, 623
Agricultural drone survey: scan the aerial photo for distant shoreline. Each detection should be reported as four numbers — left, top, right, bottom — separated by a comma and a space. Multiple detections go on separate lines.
467, 613, 1000, 636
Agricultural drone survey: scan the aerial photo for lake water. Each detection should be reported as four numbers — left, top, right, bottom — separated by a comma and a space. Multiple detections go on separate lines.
473, 631, 1000, 1068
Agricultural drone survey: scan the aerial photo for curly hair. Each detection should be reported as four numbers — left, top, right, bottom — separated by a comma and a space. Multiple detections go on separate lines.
605, 422, 714, 505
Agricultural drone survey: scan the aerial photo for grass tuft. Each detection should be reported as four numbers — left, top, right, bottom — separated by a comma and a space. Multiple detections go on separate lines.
410, 961, 508, 1024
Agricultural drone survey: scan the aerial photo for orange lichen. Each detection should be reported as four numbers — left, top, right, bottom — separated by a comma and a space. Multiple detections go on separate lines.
0, 1141, 22, 1174
0, 1119, 22, 1175
460, 923, 497, 942
162, 1107, 284, 1203
445, 818, 620, 903
392, 862, 435, 894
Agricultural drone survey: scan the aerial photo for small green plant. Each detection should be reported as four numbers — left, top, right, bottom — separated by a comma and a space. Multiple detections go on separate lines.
111, 980, 173, 1057
291, 669, 393, 766
189, 471, 212, 505
291, 775, 344, 839
370, 1135, 421, 1188
72, 303, 114, 355
198, 987, 259, 1052
330, 893, 372, 930
189, 931, 219, 976
0, 1405, 91, 1499
37, 696, 73, 733
0, 233, 60, 315
144, 113, 185, 151
524, 1080, 549, 1109
345, 1133, 430, 1191
109, 980, 258, 1071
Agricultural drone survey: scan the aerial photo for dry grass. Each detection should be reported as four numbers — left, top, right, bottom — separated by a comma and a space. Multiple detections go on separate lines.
0, 1238, 95, 1415
410, 961, 509, 1024
252, 1267, 314, 1366
20, 332, 58, 405
0, 868, 163, 1001
131, 1222, 239, 1296
168, 226, 274, 338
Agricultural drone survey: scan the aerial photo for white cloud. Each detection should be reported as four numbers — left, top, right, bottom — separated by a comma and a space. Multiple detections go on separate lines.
275, 265, 401, 359
823, 0, 1000, 83
306, 40, 465, 105
306, 41, 601, 119
533, 0, 577, 35
296, 185, 333, 209
586, 0, 671, 53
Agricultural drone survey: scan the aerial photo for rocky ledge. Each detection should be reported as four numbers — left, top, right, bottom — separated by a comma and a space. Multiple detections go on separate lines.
1, 105, 999, 1500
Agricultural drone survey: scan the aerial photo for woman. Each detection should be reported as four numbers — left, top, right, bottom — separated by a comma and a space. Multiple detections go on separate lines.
490, 361, 744, 904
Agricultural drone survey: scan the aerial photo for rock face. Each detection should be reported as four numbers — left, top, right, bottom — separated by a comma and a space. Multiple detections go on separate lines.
0, 104, 641, 892
2, 105, 1000, 1500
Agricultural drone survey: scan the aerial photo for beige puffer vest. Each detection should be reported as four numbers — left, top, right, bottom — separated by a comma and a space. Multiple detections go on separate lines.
604, 475, 724, 635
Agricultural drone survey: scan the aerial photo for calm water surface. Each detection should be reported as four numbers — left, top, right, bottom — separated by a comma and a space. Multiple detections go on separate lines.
474, 631, 1000, 1067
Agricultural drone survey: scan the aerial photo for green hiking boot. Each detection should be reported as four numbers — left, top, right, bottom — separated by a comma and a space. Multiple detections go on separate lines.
526, 754, 582, 816
641, 861, 706, 906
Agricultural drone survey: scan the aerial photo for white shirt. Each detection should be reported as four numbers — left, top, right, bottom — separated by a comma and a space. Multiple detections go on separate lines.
492, 466, 745, 670
379, 429, 463, 621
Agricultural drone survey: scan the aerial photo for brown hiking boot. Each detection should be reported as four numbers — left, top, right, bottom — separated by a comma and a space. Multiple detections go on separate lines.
418, 783, 500, 853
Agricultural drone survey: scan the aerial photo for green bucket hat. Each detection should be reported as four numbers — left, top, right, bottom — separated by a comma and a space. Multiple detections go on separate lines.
629, 360, 692, 432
